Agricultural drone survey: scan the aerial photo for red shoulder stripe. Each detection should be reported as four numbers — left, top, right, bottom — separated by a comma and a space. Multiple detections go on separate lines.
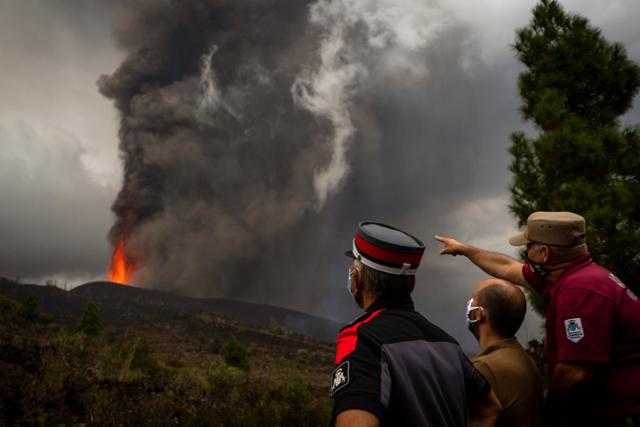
335, 309, 385, 364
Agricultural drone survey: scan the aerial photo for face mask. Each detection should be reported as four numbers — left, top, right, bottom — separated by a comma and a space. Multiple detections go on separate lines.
348, 266, 365, 308
524, 249, 550, 278
466, 298, 481, 324
529, 262, 550, 278
466, 298, 482, 339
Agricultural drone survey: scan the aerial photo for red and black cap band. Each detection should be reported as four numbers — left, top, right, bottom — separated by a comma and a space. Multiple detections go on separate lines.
346, 222, 425, 275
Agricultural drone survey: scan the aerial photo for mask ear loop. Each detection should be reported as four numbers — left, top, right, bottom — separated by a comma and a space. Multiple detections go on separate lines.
466, 298, 484, 324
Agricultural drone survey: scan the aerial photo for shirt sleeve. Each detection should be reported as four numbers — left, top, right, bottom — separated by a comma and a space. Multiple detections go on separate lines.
472, 359, 497, 394
331, 327, 386, 424
554, 288, 614, 363
461, 352, 491, 401
522, 263, 546, 295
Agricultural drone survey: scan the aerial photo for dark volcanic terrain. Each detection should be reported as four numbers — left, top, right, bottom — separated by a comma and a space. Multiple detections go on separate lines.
0, 278, 336, 425
0, 279, 342, 342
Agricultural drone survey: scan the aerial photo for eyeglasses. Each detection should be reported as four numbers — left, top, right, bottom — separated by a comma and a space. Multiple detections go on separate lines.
466, 298, 483, 324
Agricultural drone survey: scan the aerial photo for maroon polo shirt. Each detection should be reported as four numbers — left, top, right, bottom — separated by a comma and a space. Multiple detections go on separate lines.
523, 255, 640, 416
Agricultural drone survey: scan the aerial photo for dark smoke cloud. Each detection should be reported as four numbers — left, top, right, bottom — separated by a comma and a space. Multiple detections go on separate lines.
95, 0, 638, 350
97, 0, 533, 351
99, 0, 336, 293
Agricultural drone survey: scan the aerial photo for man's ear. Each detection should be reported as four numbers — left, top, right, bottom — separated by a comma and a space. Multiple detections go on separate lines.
476, 307, 487, 322
351, 267, 360, 291
541, 245, 550, 264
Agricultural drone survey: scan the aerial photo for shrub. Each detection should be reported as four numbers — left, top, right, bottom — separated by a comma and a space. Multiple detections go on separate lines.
223, 336, 249, 370
130, 337, 158, 375
76, 303, 103, 338
19, 297, 40, 321
0, 294, 18, 320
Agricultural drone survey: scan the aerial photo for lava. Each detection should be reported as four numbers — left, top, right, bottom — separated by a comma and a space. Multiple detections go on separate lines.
108, 237, 136, 285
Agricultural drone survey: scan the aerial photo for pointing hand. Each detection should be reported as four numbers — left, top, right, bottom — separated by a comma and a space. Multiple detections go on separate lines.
434, 235, 465, 256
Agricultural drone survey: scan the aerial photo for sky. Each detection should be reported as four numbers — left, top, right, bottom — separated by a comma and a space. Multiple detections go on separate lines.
1, 0, 639, 352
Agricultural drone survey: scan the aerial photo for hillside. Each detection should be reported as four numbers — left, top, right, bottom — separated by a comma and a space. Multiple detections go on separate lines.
0, 279, 342, 342
0, 278, 337, 426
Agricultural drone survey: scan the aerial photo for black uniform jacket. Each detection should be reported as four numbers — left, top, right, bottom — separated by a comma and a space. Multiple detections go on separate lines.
330, 295, 490, 426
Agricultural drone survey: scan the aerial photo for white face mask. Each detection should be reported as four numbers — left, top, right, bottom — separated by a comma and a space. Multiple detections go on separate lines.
347, 267, 353, 296
466, 298, 482, 324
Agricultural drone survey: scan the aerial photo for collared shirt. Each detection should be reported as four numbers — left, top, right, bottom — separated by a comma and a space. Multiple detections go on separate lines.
472, 337, 543, 427
523, 256, 640, 416
330, 294, 490, 426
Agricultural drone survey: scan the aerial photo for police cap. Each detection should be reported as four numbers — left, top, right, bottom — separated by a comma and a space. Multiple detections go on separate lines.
345, 222, 425, 275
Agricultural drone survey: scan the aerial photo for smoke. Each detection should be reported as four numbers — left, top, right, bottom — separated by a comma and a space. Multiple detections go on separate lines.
99, 0, 326, 292
98, 0, 540, 350
98, 0, 455, 295
292, 0, 449, 205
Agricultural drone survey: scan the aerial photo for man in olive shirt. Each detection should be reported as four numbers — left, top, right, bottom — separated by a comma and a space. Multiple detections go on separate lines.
467, 279, 543, 427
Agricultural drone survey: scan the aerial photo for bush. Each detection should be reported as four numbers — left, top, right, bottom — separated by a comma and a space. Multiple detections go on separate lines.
0, 294, 18, 320
223, 336, 249, 370
76, 303, 103, 338
130, 336, 159, 376
19, 297, 40, 321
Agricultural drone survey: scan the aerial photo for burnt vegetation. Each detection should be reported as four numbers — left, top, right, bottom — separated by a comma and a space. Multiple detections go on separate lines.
0, 278, 334, 426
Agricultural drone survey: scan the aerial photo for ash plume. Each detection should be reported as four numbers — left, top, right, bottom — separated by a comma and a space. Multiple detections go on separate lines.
99, 0, 522, 350
98, 0, 451, 297
99, 0, 327, 293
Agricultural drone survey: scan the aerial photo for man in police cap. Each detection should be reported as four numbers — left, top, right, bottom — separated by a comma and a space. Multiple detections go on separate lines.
332, 221, 501, 427
436, 211, 640, 426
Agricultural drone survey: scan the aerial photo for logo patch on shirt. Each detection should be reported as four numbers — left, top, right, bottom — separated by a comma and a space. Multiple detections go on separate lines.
330, 361, 350, 396
564, 318, 585, 343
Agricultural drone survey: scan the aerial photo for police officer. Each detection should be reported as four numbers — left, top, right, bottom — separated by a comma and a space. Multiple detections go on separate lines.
436, 211, 640, 426
332, 222, 501, 427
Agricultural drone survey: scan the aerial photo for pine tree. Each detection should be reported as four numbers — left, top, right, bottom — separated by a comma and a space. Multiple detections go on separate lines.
77, 303, 103, 338
509, 0, 640, 298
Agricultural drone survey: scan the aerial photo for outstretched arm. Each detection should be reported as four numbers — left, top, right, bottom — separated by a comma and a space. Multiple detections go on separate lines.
434, 236, 529, 289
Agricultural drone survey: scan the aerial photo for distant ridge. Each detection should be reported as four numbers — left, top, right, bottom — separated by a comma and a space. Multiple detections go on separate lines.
0, 279, 342, 342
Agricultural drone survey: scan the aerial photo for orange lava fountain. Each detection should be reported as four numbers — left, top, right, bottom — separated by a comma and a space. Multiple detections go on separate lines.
108, 237, 136, 285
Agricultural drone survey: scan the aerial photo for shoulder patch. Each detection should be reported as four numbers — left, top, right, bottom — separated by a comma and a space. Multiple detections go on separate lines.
330, 361, 350, 397
564, 318, 585, 343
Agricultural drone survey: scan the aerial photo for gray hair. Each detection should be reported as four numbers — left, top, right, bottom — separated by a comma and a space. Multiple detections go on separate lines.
358, 262, 415, 297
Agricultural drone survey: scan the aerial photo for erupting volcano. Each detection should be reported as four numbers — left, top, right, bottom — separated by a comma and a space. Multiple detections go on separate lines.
108, 237, 136, 285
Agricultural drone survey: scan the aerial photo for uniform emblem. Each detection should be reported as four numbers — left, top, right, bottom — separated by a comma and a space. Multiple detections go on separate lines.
330, 361, 350, 396
564, 318, 585, 343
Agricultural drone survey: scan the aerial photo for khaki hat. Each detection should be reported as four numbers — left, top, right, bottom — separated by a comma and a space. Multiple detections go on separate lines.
509, 211, 586, 246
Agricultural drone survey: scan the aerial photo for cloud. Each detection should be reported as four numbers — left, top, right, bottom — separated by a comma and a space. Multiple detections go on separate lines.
0, 120, 115, 281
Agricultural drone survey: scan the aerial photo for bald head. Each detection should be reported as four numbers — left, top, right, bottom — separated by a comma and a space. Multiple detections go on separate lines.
474, 279, 527, 338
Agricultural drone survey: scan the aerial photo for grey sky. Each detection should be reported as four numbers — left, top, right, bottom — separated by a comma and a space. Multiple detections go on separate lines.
1, 0, 639, 351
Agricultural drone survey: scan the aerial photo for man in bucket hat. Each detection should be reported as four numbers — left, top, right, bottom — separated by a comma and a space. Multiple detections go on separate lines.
332, 222, 501, 427
436, 211, 640, 426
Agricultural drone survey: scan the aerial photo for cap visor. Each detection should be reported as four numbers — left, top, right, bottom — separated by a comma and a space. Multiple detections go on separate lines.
345, 250, 356, 259
509, 232, 529, 246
